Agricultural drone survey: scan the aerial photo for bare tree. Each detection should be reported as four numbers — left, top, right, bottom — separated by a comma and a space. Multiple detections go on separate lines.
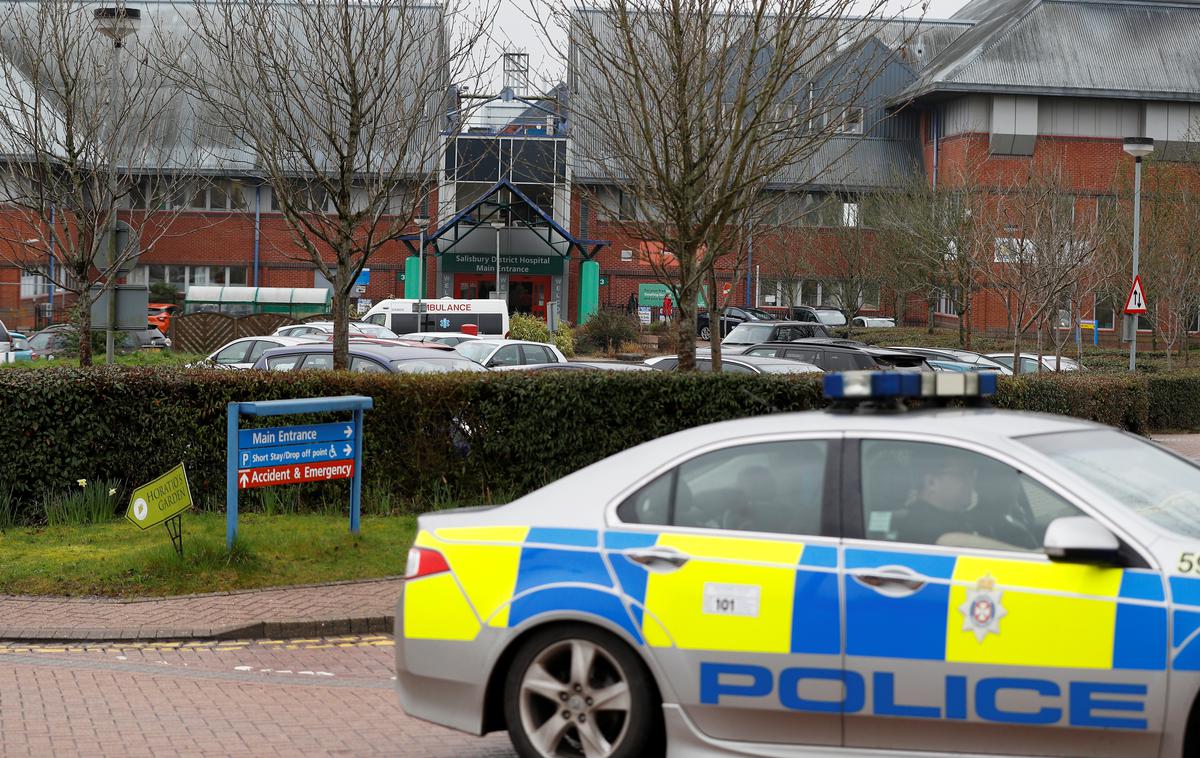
875, 157, 994, 346
0, 0, 201, 365
1120, 158, 1200, 368
555, 0, 918, 369
182, 0, 490, 369
983, 158, 1106, 373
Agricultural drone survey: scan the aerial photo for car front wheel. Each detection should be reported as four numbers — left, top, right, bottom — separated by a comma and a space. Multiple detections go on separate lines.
699, 325, 711, 341
504, 624, 662, 758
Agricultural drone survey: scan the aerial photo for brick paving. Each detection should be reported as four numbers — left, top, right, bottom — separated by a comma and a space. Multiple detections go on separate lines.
0, 635, 516, 757
0, 577, 403, 642
1154, 434, 1200, 461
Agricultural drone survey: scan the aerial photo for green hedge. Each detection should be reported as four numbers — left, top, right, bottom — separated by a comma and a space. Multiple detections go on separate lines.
2, 367, 1198, 523
0, 368, 825, 519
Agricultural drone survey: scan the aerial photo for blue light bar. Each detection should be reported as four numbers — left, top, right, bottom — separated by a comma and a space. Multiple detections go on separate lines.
824, 371, 997, 401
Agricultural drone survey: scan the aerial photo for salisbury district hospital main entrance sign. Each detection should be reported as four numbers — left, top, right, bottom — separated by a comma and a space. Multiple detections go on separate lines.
226, 396, 373, 548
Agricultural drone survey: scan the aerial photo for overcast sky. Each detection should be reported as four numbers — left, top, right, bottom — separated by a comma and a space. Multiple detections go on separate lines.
480, 0, 972, 93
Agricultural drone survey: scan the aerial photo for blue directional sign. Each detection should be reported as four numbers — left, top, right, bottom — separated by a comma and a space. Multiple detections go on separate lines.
226, 396, 373, 549
238, 421, 355, 450
238, 440, 356, 469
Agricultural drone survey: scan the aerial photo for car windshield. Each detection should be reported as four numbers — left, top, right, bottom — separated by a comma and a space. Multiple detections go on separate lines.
353, 324, 398, 338
1021, 429, 1200, 537
816, 309, 847, 326
723, 324, 775, 344
745, 308, 775, 320
455, 342, 495, 363
392, 358, 488, 373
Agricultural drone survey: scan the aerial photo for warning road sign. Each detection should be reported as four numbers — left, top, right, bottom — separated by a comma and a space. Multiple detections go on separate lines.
1124, 275, 1148, 314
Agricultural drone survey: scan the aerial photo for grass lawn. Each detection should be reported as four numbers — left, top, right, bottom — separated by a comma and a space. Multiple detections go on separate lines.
0, 512, 416, 597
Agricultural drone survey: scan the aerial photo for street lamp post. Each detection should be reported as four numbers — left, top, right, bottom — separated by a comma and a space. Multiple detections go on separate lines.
94, 4, 141, 363
1123, 136, 1154, 372
414, 215, 430, 329
491, 219, 505, 299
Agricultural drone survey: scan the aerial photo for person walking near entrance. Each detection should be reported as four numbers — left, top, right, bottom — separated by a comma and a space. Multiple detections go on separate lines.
625, 292, 636, 317
662, 293, 673, 322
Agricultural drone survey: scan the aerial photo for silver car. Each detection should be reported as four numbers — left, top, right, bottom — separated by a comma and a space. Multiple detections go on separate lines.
396, 376, 1200, 757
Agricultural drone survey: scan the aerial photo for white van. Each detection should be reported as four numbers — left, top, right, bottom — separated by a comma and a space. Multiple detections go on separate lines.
0, 318, 11, 356
363, 298, 510, 337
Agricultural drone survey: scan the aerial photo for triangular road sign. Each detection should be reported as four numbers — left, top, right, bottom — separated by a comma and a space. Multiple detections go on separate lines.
1124, 276, 1149, 314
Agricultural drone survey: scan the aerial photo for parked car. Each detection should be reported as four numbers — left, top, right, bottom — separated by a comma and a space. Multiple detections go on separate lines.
198, 335, 324, 369
646, 353, 823, 374
454, 339, 568, 369
852, 316, 896, 328
1, 331, 31, 363
894, 347, 1011, 375
25, 324, 143, 358
860, 346, 935, 371
133, 328, 172, 350
927, 359, 994, 373
253, 342, 487, 374
742, 341, 879, 372
764, 305, 850, 327
147, 303, 177, 335
721, 321, 833, 353
273, 321, 399, 339
985, 352, 1083, 373
492, 361, 655, 373
0, 318, 10, 354
400, 332, 483, 347
696, 306, 769, 341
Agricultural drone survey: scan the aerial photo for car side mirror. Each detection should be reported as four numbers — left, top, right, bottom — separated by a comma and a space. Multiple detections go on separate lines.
1043, 516, 1122, 565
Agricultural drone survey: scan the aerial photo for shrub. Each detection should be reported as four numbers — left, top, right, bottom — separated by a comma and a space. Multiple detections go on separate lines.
554, 323, 576, 358
508, 313, 552, 343
576, 311, 639, 354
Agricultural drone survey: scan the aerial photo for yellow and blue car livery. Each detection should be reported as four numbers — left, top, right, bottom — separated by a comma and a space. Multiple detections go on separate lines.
395, 407, 1200, 757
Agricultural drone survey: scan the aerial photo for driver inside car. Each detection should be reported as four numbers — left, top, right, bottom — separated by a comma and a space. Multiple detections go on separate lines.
891, 453, 1038, 550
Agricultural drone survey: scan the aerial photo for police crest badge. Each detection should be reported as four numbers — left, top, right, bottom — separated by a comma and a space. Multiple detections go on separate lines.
959, 573, 1006, 642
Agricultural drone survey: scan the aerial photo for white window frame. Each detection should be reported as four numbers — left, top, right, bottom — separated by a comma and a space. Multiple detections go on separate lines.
935, 288, 959, 316
843, 202, 860, 228
19, 269, 49, 299
994, 237, 1035, 263
839, 107, 864, 135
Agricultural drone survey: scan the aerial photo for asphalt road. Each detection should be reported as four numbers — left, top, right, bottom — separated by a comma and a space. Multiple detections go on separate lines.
0, 635, 516, 757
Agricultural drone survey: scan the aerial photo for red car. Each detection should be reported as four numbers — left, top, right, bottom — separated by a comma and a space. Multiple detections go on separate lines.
147, 303, 177, 335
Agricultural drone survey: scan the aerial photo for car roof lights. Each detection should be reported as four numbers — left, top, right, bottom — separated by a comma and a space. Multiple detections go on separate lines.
824, 370, 997, 403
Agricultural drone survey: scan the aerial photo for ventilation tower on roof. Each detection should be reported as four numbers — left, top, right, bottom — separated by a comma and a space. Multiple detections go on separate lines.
503, 51, 529, 98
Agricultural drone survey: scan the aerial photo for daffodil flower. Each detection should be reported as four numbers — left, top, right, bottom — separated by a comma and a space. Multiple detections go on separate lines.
77, 478, 87, 487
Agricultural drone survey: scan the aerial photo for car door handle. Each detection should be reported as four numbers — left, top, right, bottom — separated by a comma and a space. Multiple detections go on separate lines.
625, 546, 690, 571
851, 565, 927, 597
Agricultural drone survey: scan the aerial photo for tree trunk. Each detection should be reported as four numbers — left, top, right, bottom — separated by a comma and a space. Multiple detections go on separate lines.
331, 280, 350, 371
894, 291, 906, 325
957, 306, 966, 347
926, 294, 936, 335
77, 295, 93, 367
1011, 322, 1022, 376
707, 265, 722, 372
675, 285, 699, 372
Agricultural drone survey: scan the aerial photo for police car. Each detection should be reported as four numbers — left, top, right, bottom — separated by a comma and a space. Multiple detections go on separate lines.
396, 371, 1200, 757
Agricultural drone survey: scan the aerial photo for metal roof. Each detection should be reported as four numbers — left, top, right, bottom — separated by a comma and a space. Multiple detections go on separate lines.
898, 0, 1200, 103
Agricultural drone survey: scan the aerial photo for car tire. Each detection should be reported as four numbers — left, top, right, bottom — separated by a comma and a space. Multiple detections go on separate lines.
699, 325, 711, 341
503, 624, 663, 758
